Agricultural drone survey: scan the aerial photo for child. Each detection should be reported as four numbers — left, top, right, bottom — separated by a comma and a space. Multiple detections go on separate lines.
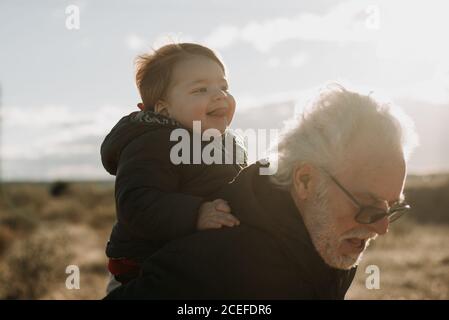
101, 43, 247, 288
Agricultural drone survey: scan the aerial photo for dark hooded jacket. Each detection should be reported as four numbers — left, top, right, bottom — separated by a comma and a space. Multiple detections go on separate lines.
101, 111, 247, 261
105, 161, 357, 299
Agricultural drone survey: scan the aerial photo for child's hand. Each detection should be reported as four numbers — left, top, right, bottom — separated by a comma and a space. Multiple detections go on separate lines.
197, 199, 240, 230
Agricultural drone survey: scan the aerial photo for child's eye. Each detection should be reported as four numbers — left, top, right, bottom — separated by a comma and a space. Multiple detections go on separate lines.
221, 86, 229, 92
193, 87, 207, 93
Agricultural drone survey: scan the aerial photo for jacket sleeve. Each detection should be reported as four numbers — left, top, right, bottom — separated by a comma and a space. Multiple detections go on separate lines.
115, 129, 203, 244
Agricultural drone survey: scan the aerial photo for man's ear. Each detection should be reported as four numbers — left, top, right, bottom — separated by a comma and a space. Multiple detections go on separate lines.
154, 100, 170, 117
293, 164, 313, 200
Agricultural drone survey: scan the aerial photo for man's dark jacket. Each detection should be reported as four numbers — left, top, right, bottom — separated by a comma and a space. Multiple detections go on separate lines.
101, 111, 247, 261
105, 162, 357, 299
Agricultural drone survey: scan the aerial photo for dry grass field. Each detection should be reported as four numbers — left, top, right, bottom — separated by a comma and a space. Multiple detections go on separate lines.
0, 174, 448, 300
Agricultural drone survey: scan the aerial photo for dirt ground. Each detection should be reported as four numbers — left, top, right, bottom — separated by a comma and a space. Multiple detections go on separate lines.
0, 181, 448, 300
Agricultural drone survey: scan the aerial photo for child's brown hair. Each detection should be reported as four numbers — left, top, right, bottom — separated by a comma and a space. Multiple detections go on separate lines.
135, 43, 226, 111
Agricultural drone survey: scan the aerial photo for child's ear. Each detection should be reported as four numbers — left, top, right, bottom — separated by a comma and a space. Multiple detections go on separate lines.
154, 100, 170, 117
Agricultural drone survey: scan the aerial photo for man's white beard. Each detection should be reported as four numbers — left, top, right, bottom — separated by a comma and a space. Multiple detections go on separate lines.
301, 185, 378, 270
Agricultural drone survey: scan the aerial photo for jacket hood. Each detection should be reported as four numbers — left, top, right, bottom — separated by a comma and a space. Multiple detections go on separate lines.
101, 111, 180, 175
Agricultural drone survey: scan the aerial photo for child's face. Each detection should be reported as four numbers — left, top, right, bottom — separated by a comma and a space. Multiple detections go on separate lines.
160, 55, 236, 134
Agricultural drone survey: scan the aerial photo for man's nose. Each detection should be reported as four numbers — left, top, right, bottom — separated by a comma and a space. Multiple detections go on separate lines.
368, 216, 389, 235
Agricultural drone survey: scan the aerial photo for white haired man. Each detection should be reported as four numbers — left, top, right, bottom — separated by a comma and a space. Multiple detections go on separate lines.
105, 84, 418, 299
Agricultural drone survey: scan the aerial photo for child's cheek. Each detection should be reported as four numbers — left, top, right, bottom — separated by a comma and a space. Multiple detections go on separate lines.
227, 97, 236, 124
189, 109, 207, 126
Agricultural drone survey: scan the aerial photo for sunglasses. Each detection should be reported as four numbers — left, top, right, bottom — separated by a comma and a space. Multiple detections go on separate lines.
321, 169, 410, 224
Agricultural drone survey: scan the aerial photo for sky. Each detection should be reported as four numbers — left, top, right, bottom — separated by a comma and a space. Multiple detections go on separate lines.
0, 0, 448, 180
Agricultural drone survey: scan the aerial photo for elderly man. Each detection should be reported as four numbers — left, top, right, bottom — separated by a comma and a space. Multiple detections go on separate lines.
105, 84, 418, 299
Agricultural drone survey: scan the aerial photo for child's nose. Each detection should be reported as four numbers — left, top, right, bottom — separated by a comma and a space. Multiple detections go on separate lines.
212, 88, 227, 100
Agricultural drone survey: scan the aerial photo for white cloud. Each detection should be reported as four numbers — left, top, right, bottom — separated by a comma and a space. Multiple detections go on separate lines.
201, 0, 449, 104
267, 57, 281, 68
236, 88, 313, 111
373, 1, 449, 63
265, 53, 307, 69
125, 33, 146, 51
390, 72, 449, 105
2, 105, 82, 128
201, 1, 377, 52
151, 33, 195, 50
1, 103, 134, 180
203, 26, 239, 49
1, 104, 134, 161
289, 52, 307, 68
203, 0, 444, 54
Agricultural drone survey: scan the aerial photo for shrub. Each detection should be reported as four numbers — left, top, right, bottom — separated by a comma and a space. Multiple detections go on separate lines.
0, 226, 73, 299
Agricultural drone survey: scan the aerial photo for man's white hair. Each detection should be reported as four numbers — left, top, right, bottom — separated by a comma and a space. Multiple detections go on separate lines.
270, 83, 419, 189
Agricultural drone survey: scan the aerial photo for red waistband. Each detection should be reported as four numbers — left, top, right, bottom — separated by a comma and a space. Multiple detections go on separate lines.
108, 258, 141, 277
